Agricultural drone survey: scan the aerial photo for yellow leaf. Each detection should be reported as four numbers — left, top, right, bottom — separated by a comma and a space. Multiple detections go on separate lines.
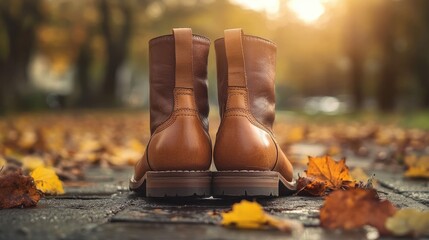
127, 138, 146, 153
22, 155, 46, 171
404, 155, 429, 179
0, 156, 6, 168
18, 130, 37, 149
108, 147, 141, 166
30, 167, 64, 195
221, 200, 303, 233
79, 138, 101, 152
386, 208, 429, 237
222, 200, 268, 229
285, 126, 304, 143
404, 167, 429, 179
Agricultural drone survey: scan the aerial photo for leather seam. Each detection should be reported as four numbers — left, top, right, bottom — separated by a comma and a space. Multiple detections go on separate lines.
153, 111, 198, 134
224, 88, 274, 136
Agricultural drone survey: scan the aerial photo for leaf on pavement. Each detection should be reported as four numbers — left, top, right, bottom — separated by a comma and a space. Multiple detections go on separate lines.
350, 167, 377, 188
0, 170, 42, 209
296, 156, 356, 196
221, 200, 303, 233
22, 155, 46, 171
0, 156, 6, 169
404, 155, 429, 179
385, 208, 429, 237
306, 156, 354, 189
296, 176, 327, 196
320, 188, 397, 235
30, 166, 65, 195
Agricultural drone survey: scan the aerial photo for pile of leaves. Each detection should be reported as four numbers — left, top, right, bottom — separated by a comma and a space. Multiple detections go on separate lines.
0, 113, 148, 209
0, 113, 149, 181
0, 166, 64, 209
277, 121, 429, 179
222, 155, 429, 238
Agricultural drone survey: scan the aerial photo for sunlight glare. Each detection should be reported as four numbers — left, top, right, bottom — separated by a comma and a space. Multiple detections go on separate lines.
288, 0, 325, 23
230, 0, 280, 16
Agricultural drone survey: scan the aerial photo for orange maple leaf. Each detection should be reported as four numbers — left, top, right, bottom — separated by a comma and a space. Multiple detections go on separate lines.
306, 156, 354, 190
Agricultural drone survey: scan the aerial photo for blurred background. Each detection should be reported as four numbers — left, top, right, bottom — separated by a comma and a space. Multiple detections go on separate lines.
0, 0, 429, 115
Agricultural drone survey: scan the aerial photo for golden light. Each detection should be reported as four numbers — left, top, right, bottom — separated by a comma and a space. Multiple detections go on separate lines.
230, 0, 280, 16
288, 0, 325, 23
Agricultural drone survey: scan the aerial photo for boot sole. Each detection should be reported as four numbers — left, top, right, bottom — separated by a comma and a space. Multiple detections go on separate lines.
212, 171, 296, 197
129, 171, 212, 197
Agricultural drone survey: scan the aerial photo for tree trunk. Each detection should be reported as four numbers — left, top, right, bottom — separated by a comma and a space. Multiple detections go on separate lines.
414, 0, 429, 109
345, 0, 364, 111
98, 0, 132, 107
0, 0, 42, 113
75, 39, 93, 107
376, 2, 397, 112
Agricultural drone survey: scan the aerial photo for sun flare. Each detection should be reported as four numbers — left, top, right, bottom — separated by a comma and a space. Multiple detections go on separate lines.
288, 0, 325, 23
230, 0, 280, 15
230, 0, 326, 23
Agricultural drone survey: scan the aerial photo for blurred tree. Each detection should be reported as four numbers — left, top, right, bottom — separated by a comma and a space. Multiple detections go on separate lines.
0, 0, 43, 112
412, 0, 429, 109
98, 0, 132, 106
344, 0, 364, 111
375, 0, 397, 112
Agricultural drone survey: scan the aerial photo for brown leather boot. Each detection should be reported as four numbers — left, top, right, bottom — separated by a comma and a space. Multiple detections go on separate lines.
130, 28, 212, 197
213, 29, 295, 197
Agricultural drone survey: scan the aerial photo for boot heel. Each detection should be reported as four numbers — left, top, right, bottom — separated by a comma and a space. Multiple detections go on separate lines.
130, 171, 212, 197
212, 171, 296, 197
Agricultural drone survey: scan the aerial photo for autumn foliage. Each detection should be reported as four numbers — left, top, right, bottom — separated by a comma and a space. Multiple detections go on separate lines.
320, 188, 397, 235
0, 171, 42, 209
296, 156, 356, 196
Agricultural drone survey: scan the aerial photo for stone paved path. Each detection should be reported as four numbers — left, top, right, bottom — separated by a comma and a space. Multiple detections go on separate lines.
0, 147, 428, 240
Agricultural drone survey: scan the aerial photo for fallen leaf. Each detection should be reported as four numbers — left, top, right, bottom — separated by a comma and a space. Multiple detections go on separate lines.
17, 130, 37, 150
30, 166, 65, 195
221, 200, 303, 233
350, 167, 377, 187
221, 200, 268, 229
404, 155, 429, 179
320, 188, 397, 235
22, 155, 46, 171
296, 176, 327, 196
0, 156, 6, 168
326, 144, 341, 156
306, 156, 354, 190
0, 170, 42, 209
349, 167, 368, 182
385, 208, 429, 237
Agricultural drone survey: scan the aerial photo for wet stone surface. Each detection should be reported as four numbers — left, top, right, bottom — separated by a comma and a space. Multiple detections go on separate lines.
0, 161, 428, 240
374, 170, 429, 193
66, 222, 379, 240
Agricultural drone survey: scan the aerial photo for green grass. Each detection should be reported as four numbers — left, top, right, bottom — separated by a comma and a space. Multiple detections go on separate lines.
276, 110, 429, 129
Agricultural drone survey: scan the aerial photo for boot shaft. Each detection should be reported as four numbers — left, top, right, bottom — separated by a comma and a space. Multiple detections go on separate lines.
215, 34, 277, 131
149, 33, 210, 134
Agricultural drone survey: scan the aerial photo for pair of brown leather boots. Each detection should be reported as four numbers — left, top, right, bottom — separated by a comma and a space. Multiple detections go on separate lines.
130, 28, 295, 197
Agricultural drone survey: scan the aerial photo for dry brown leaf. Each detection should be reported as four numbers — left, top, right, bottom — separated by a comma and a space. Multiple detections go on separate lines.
0, 170, 42, 209
350, 167, 377, 187
296, 176, 327, 196
320, 188, 397, 235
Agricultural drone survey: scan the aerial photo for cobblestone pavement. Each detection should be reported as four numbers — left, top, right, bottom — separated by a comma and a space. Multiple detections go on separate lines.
0, 144, 428, 240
